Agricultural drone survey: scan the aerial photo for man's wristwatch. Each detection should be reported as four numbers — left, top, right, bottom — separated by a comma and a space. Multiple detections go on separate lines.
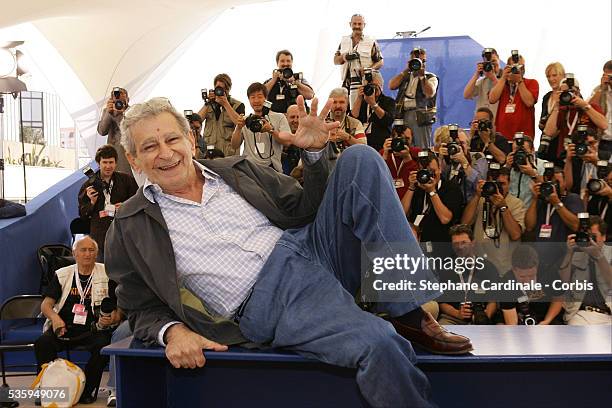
371, 103, 379, 110
428, 191, 437, 197
583, 104, 592, 111
553, 202, 564, 211
499, 205, 508, 213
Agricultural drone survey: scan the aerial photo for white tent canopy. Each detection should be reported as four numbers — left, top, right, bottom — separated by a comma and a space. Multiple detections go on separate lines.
1, 0, 610, 156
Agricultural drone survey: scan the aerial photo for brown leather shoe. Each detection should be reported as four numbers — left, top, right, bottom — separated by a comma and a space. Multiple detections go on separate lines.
389, 312, 474, 355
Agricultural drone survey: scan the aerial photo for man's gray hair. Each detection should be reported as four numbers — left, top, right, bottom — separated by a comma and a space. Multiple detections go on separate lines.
329, 87, 349, 100
372, 71, 384, 88
120, 97, 191, 156
72, 235, 99, 252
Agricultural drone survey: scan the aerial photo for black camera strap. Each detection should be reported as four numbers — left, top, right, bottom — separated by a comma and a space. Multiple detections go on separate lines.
482, 199, 502, 246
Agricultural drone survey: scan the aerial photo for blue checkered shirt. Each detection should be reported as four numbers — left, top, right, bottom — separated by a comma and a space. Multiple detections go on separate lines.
143, 161, 284, 319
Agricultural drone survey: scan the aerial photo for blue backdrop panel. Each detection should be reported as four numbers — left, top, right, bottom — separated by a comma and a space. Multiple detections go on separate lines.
378, 36, 485, 131
0, 169, 88, 305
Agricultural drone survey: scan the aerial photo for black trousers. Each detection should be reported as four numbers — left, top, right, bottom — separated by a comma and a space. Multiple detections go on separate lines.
34, 329, 112, 396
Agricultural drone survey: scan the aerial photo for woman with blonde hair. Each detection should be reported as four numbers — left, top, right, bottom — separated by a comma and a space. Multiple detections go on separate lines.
539, 62, 566, 130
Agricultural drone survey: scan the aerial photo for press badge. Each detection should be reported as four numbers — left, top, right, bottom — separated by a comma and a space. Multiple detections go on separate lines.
450, 170, 459, 177
276, 94, 285, 100
72, 304, 87, 325
484, 226, 496, 239
505, 104, 516, 114
105, 204, 115, 218
394, 179, 405, 189
539, 224, 553, 238
414, 214, 425, 227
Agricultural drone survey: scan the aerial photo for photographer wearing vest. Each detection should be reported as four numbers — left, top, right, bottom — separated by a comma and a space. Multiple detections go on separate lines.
264, 50, 314, 114
588, 60, 612, 153
463, 48, 502, 120
197, 73, 246, 157
401, 150, 463, 258
437, 224, 499, 325
350, 70, 395, 151
231, 82, 291, 172
504, 133, 546, 209
98, 87, 131, 173
489, 52, 539, 141
500, 244, 565, 325
585, 161, 612, 241
78, 144, 138, 261
461, 165, 525, 274
35, 237, 120, 404
560, 216, 612, 325
327, 87, 367, 157
389, 47, 438, 149
334, 14, 383, 108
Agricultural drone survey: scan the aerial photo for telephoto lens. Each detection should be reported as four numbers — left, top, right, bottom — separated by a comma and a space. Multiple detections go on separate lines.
481, 181, 499, 198
363, 83, 375, 96
281, 67, 294, 79
416, 169, 434, 185
587, 160, 610, 194
214, 86, 225, 97
408, 58, 422, 72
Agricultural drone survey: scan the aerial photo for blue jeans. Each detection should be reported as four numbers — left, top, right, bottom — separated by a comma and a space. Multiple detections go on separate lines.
239, 145, 439, 408
107, 320, 132, 390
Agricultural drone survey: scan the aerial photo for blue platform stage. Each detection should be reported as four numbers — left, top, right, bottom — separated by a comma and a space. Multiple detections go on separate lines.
103, 325, 612, 408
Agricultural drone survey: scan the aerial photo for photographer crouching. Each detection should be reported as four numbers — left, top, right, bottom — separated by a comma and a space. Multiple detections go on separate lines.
35, 237, 120, 404
350, 69, 395, 151
231, 82, 291, 172
197, 73, 245, 157
265, 50, 314, 113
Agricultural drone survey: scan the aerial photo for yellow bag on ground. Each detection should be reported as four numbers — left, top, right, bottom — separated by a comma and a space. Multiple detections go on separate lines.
31, 358, 85, 408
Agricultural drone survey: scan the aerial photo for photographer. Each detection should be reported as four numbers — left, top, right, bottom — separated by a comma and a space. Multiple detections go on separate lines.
461, 167, 525, 274
350, 70, 395, 151
265, 50, 314, 113
334, 14, 383, 107
78, 145, 138, 261
588, 60, 612, 153
437, 224, 499, 325
504, 133, 546, 209
35, 237, 119, 404
282, 104, 302, 175
562, 127, 605, 197
381, 124, 421, 198
401, 150, 463, 257
185, 112, 204, 158
543, 76, 607, 167
560, 216, 612, 325
389, 48, 438, 149
584, 161, 612, 241
469, 107, 510, 164
489, 53, 539, 141
436, 125, 487, 203
463, 48, 502, 119
500, 244, 565, 325
327, 87, 367, 155
97, 87, 131, 173
538, 62, 566, 135
231, 82, 291, 172
197, 73, 245, 157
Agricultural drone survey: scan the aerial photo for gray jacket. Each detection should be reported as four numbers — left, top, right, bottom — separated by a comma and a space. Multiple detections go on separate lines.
105, 148, 334, 346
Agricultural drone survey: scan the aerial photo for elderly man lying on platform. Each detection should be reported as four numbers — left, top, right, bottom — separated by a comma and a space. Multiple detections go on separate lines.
105, 95, 473, 408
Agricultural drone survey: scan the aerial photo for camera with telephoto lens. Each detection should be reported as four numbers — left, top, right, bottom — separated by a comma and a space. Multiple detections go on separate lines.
345, 51, 360, 61
575, 212, 593, 247
482, 48, 494, 73
83, 165, 106, 197
517, 295, 536, 325
587, 160, 610, 194
571, 125, 589, 157
537, 134, 552, 158
510, 64, 523, 75
416, 151, 434, 184
482, 163, 502, 198
214, 86, 225, 97
477, 119, 492, 132
559, 73, 576, 106
471, 302, 491, 325
94, 297, 117, 332
391, 119, 407, 152
245, 114, 266, 133
407, 48, 423, 72
513, 132, 529, 166
446, 124, 461, 157
112, 87, 125, 111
